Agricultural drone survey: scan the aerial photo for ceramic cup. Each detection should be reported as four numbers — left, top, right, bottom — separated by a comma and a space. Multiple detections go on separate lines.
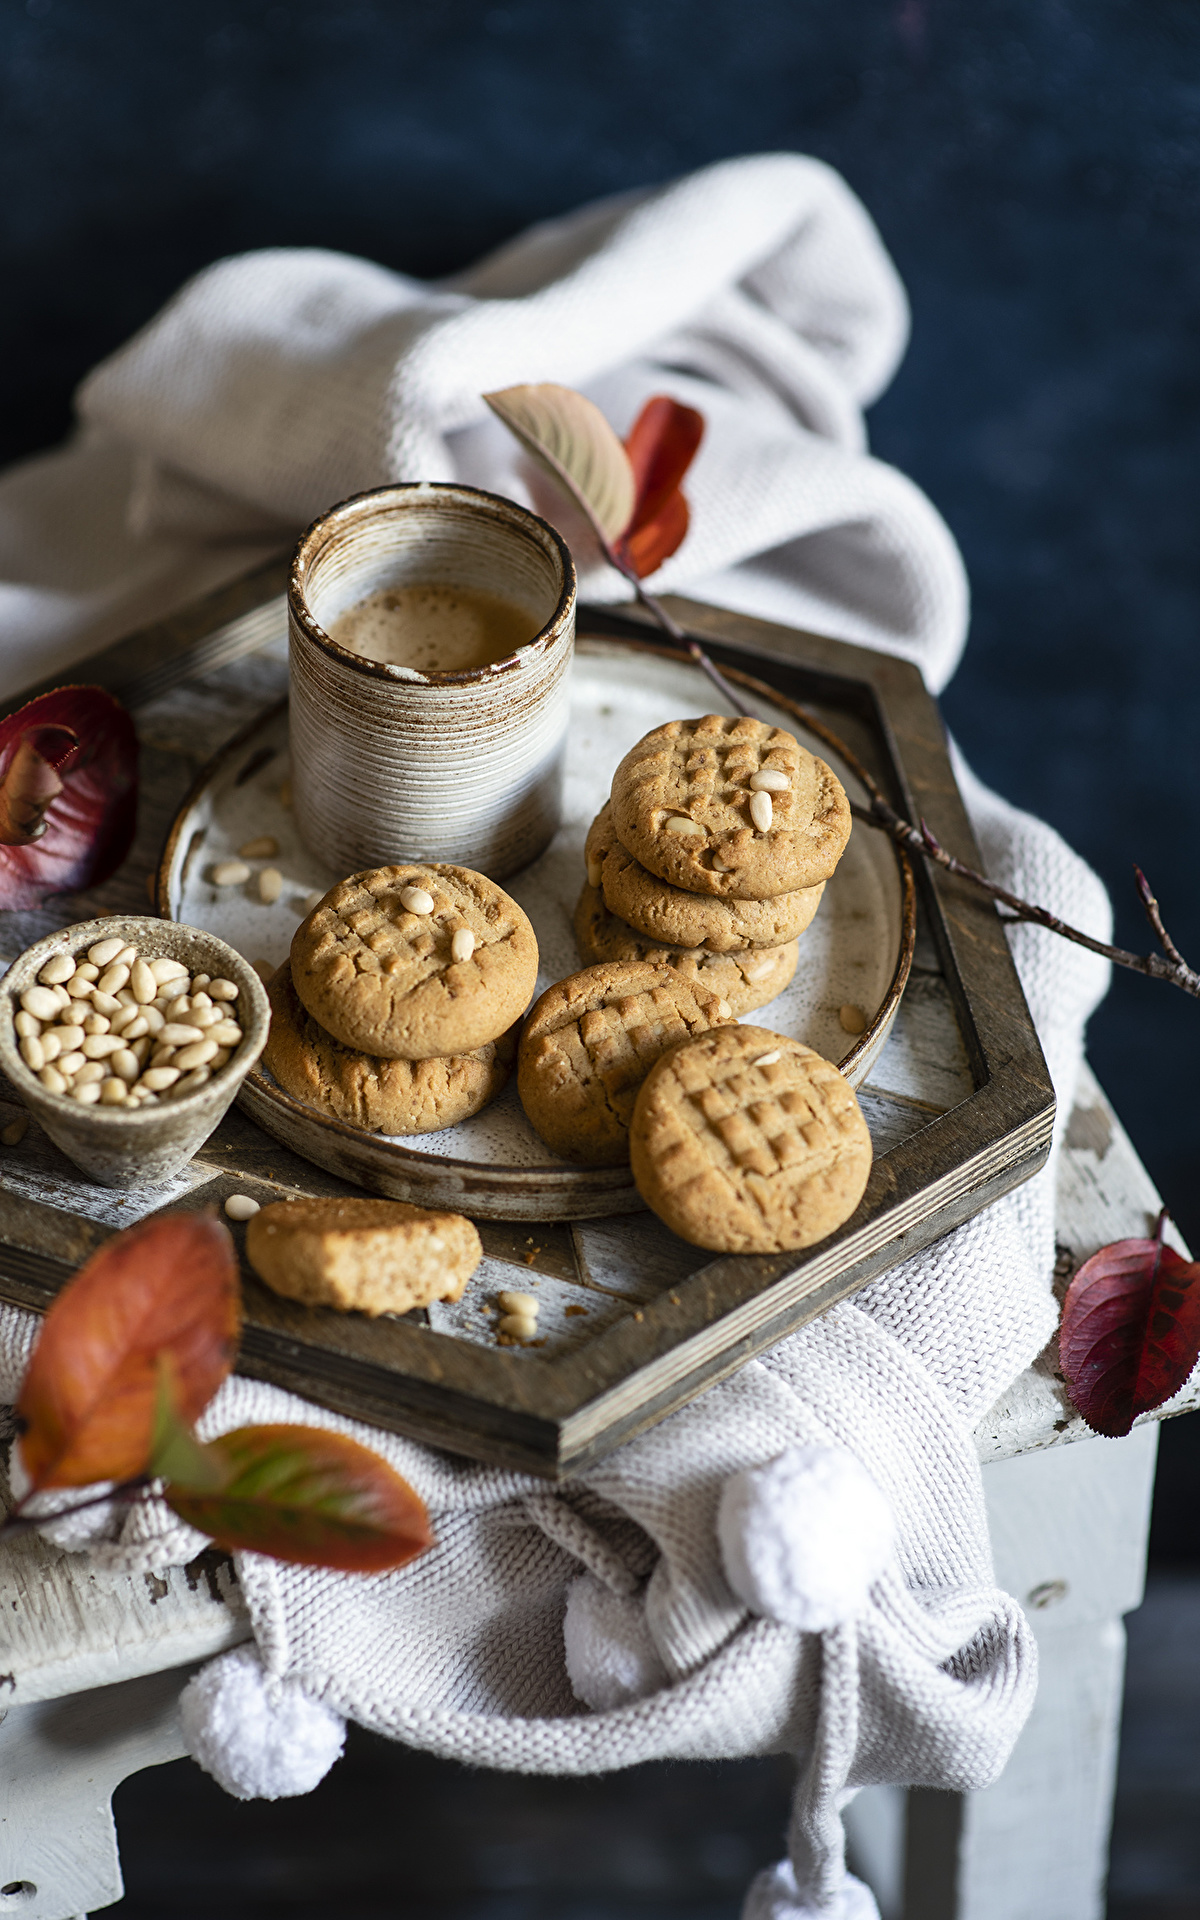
287, 483, 577, 881
0, 917, 270, 1189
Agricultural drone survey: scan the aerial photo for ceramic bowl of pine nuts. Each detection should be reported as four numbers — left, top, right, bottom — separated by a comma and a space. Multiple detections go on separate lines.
0, 916, 270, 1189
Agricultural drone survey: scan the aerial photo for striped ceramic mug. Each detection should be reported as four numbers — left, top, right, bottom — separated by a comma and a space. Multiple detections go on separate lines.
287, 482, 576, 881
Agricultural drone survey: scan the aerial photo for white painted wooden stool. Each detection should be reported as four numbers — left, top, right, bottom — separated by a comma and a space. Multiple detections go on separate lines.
0, 1062, 1185, 1920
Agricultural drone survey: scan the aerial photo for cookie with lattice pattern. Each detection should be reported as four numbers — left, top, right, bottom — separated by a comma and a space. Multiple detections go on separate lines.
518, 961, 737, 1165
263, 963, 516, 1134
291, 864, 538, 1059
630, 1025, 872, 1252
572, 884, 798, 1015
585, 801, 823, 952
610, 715, 851, 899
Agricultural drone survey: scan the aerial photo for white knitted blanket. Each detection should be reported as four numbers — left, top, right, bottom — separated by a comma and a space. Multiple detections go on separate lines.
0, 156, 1113, 1920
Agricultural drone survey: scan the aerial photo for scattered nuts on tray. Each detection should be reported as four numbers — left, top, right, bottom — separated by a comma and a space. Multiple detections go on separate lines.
11, 939, 248, 1107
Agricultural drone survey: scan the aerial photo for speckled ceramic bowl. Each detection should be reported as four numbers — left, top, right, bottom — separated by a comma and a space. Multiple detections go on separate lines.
0, 916, 270, 1189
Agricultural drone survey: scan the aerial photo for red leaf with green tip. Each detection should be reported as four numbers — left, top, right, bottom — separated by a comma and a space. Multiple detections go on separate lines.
166, 1424, 434, 1573
1059, 1212, 1200, 1437
17, 1214, 241, 1490
613, 397, 704, 579
0, 686, 138, 908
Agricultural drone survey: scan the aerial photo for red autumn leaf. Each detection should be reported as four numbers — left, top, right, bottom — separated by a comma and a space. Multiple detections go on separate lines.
17, 1214, 241, 1490
0, 687, 138, 909
613, 396, 704, 579
166, 1424, 434, 1574
1059, 1211, 1200, 1437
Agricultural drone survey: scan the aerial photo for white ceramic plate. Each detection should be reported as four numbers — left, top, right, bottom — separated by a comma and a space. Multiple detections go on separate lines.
159, 639, 912, 1219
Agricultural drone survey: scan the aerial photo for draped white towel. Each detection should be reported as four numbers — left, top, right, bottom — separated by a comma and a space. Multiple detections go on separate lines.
0, 154, 1113, 1920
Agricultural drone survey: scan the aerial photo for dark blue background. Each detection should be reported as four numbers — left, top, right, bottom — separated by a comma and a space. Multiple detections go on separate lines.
4, 6, 1200, 1907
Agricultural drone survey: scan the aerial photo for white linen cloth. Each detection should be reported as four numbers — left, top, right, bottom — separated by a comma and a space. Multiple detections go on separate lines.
0, 155, 1113, 1920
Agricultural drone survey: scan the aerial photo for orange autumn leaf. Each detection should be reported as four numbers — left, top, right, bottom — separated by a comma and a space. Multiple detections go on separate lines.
167, 1423, 434, 1574
17, 1214, 241, 1491
614, 396, 704, 579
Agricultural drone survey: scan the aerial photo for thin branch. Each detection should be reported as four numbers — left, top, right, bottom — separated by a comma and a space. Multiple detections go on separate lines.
0, 1476, 151, 1542
600, 540, 754, 718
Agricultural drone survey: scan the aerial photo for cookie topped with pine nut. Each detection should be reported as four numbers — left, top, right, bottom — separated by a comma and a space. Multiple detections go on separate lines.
263, 962, 516, 1134
609, 715, 852, 899
517, 959, 738, 1166
290, 864, 539, 1060
585, 800, 824, 951
629, 1025, 873, 1254
572, 883, 799, 1017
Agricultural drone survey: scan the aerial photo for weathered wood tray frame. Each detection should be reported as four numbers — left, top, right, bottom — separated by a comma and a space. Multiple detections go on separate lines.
0, 560, 1055, 1477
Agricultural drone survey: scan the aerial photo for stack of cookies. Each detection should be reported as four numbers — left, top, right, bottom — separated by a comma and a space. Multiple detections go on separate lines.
519, 714, 854, 1169
262, 863, 538, 1135
573, 714, 853, 1016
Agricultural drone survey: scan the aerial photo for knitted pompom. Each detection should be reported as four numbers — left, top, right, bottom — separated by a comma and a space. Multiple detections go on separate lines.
742, 1859, 881, 1920
718, 1446, 895, 1631
563, 1572, 668, 1711
180, 1643, 346, 1800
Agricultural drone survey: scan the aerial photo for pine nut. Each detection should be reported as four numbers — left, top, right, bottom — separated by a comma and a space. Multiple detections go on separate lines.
209, 979, 238, 1001
110, 1003, 141, 1033
57, 1052, 85, 1076
74, 1061, 106, 1086
54, 1025, 84, 1052
114, 945, 138, 967
149, 957, 189, 984
96, 964, 130, 996
838, 1004, 867, 1035
586, 855, 603, 888
400, 885, 434, 915
82, 1034, 124, 1059
716, 1000, 732, 1019
451, 928, 476, 964
40, 1030, 62, 1062
51, 984, 71, 1009
83, 1013, 111, 1035
1, 1113, 29, 1144
224, 1193, 261, 1221
116, 987, 137, 1006
191, 991, 213, 1010
161, 1023, 204, 1045
209, 1048, 231, 1068
87, 937, 124, 967
150, 1046, 177, 1068
498, 1313, 539, 1341
130, 959, 157, 1003
711, 856, 731, 873
20, 986, 60, 1021
239, 835, 278, 859
14, 1011, 41, 1038
662, 815, 705, 836
72, 1080, 102, 1104
91, 992, 122, 1016
191, 973, 211, 990
110, 1049, 139, 1082
497, 1290, 538, 1316
131, 1036, 152, 1066
208, 1022, 243, 1047
298, 891, 322, 914
99, 1078, 127, 1105
39, 953, 75, 985
174, 1040, 218, 1070
749, 768, 790, 792
251, 959, 275, 982
165, 996, 191, 1022
170, 1067, 211, 1095
38, 1066, 67, 1094
257, 867, 283, 904
752, 1049, 782, 1066
19, 1036, 45, 1071
190, 1006, 221, 1029
749, 789, 773, 832
74, 962, 99, 981
213, 860, 251, 886
65, 973, 94, 998
142, 1006, 165, 1034
141, 1067, 181, 1091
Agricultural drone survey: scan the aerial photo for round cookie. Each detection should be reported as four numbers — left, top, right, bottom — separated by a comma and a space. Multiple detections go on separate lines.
264, 963, 516, 1134
630, 1025, 873, 1254
610, 715, 851, 900
246, 1196, 481, 1318
573, 884, 799, 1016
291, 864, 538, 1060
518, 960, 737, 1166
585, 801, 823, 952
